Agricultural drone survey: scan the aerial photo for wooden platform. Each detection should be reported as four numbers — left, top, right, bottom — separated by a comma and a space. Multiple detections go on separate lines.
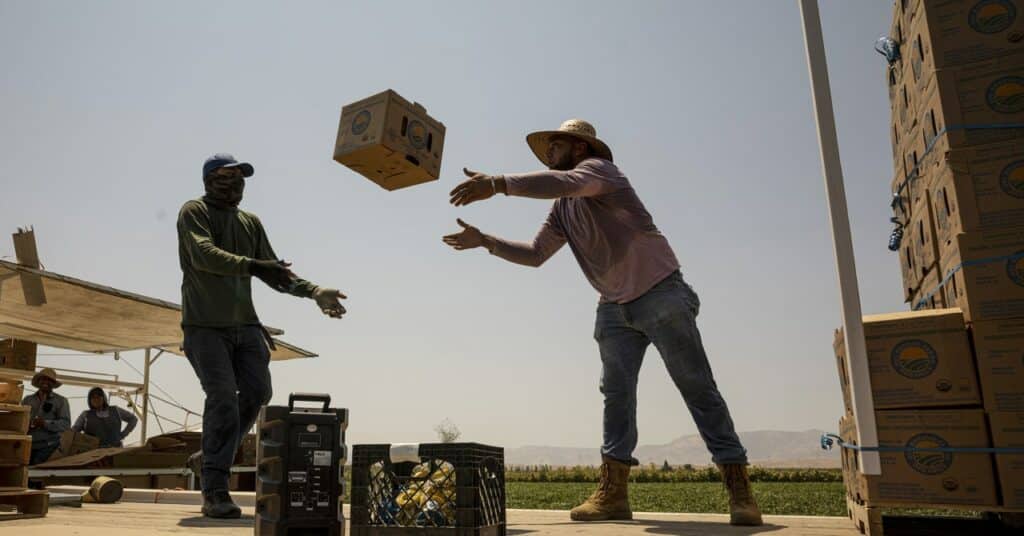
0, 489, 48, 521
0, 403, 29, 434
845, 494, 1024, 535
0, 433, 30, 466
2, 502, 860, 535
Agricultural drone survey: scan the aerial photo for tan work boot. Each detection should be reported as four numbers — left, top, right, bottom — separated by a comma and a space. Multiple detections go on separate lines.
570, 456, 632, 521
718, 463, 763, 526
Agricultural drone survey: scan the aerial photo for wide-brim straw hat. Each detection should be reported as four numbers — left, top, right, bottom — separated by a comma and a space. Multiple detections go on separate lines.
32, 367, 62, 388
526, 119, 613, 167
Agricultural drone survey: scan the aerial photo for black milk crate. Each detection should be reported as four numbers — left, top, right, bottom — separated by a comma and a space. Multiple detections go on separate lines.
350, 443, 505, 536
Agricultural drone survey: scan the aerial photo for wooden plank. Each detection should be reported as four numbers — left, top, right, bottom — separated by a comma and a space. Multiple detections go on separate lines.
0, 434, 30, 467
0, 489, 48, 521
0, 465, 27, 490
0, 404, 29, 435
0, 382, 23, 403
847, 494, 883, 535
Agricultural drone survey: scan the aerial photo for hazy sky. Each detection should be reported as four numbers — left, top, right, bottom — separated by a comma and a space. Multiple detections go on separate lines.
0, 1, 903, 455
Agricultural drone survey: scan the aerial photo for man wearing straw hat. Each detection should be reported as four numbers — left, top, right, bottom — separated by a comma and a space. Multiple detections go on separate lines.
22, 368, 71, 465
444, 120, 761, 526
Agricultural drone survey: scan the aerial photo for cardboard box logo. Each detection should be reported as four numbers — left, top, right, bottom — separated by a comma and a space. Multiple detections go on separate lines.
987, 75, 1024, 113
1008, 250, 1024, 286
1002, 159, 1024, 198
891, 339, 939, 379
905, 432, 953, 475
968, 1, 1018, 35
351, 110, 372, 136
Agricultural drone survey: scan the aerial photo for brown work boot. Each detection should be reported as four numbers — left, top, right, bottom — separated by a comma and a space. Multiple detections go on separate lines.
718, 463, 763, 526
570, 456, 632, 521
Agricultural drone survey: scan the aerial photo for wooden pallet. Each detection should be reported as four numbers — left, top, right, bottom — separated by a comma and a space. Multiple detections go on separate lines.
0, 466, 27, 491
0, 489, 48, 521
846, 494, 1024, 535
0, 434, 31, 467
0, 404, 29, 434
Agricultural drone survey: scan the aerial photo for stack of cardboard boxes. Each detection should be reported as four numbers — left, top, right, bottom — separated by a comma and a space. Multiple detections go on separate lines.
836, 0, 1024, 517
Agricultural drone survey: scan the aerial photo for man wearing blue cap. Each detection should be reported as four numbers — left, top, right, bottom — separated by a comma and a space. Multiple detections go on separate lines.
177, 153, 347, 518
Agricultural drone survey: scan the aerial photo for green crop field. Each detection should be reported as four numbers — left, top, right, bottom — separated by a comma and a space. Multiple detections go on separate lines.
506, 481, 848, 516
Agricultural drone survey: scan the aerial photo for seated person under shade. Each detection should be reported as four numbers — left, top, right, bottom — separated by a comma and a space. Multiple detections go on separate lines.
71, 387, 138, 448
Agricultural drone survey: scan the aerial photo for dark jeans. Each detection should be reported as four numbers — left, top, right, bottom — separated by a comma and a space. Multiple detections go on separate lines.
183, 325, 272, 493
595, 271, 747, 466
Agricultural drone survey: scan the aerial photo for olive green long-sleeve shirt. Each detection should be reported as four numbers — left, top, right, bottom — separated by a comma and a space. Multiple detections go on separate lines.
177, 198, 318, 327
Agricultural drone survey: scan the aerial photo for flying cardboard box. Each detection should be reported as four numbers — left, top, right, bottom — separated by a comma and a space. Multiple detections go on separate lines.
971, 318, 1024, 412
843, 408, 997, 506
834, 309, 980, 412
939, 230, 1024, 321
333, 89, 446, 191
988, 411, 1024, 507
904, 0, 1024, 92
929, 139, 1024, 250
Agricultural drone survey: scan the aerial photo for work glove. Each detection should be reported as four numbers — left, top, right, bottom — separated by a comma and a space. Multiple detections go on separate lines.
249, 259, 295, 292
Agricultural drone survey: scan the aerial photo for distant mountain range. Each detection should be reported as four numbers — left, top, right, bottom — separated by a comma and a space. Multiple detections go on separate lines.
505, 430, 840, 468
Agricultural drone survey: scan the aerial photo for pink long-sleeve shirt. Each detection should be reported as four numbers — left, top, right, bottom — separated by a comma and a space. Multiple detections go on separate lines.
491, 157, 681, 304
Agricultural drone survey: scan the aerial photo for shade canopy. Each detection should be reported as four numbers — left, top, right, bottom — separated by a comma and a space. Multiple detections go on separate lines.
0, 260, 315, 361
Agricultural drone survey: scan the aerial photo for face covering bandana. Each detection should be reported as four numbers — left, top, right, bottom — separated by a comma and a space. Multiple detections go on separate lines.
203, 175, 245, 208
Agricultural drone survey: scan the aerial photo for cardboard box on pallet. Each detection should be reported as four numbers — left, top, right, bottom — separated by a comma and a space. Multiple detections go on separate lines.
889, 66, 916, 166
938, 230, 1024, 322
911, 192, 941, 280
834, 309, 980, 412
333, 89, 446, 191
912, 53, 1024, 151
839, 413, 861, 499
988, 412, 1024, 508
911, 265, 948, 311
904, 0, 1024, 91
898, 229, 920, 304
843, 409, 998, 506
928, 138, 1024, 250
0, 339, 36, 371
971, 318, 1024, 412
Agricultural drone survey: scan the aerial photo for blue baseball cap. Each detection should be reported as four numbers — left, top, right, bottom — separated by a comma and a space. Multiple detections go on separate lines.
203, 153, 254, 179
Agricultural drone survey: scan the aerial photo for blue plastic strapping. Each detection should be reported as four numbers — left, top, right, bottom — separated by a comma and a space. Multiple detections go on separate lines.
874, 37, 901, 65
912, 251, 1024, 311
821, 433, 1024, 454
886, 122, 1024, 252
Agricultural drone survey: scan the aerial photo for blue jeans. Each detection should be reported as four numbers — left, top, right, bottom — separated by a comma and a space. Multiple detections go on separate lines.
595, 271, 747, 466
183, 325, 272, 493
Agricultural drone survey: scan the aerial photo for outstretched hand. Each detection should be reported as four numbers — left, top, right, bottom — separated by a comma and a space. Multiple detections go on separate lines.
443, 219, 485, 251
313, 287, 347, 319
449, 168, 498, 207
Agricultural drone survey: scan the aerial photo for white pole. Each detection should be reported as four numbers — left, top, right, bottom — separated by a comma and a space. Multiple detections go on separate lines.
797, 0, 881, 475
141, 347, 152, 443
